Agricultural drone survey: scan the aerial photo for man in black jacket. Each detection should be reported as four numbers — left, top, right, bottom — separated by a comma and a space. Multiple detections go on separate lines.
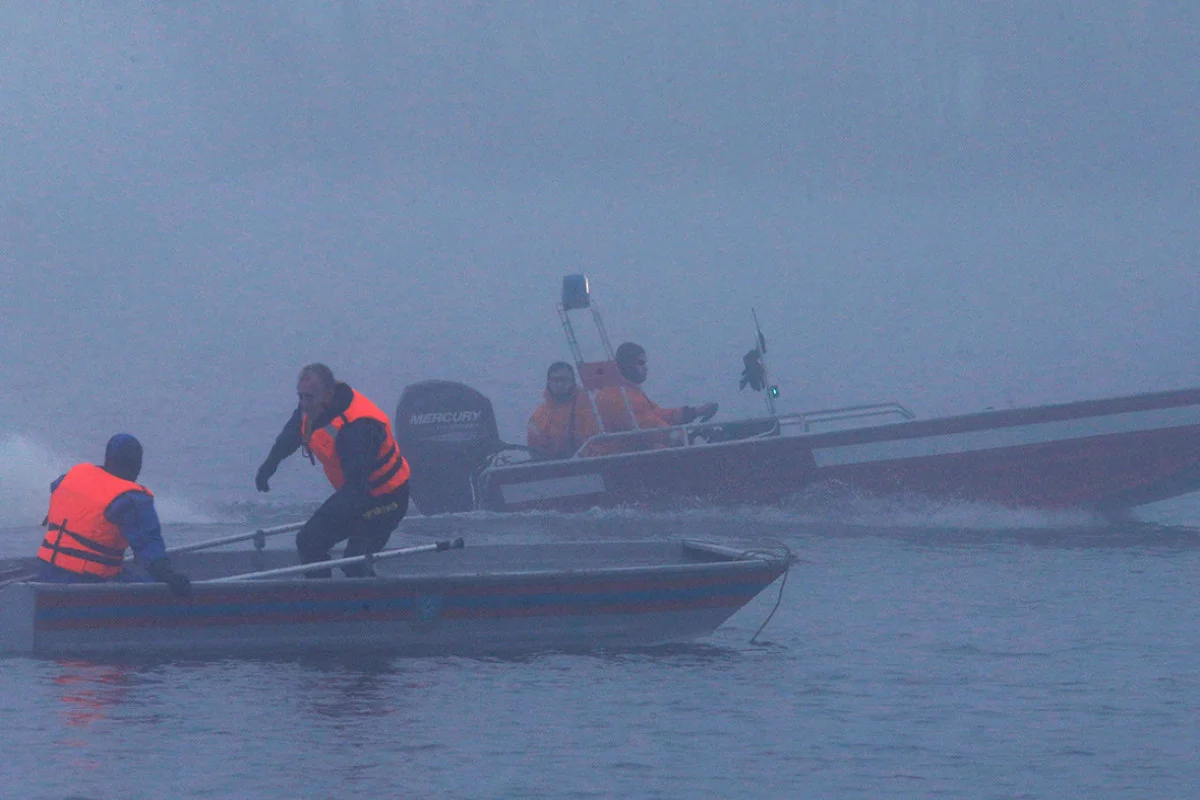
255, 364, 411, 577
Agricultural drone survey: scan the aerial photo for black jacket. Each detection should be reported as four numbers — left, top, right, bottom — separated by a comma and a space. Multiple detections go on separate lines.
263, 382, 398, 516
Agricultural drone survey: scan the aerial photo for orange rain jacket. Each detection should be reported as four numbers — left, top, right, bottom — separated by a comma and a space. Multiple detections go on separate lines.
585, 380, 689, 455
38, 463, 150, 578
302, 389, 411, 496
526, 388, 601, 459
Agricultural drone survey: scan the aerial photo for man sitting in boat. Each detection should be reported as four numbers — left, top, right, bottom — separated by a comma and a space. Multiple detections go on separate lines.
526, 361, 600, 460
36, 434, 191, 596
256, 363, 411, 578
586, 343, 718, 455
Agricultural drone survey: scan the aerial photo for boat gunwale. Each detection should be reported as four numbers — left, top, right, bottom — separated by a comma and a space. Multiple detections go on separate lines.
19, 541, 789, 600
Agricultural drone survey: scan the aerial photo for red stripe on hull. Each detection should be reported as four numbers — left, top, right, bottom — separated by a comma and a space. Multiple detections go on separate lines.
483, 389, 1200, 512
821, 426, 1200, 509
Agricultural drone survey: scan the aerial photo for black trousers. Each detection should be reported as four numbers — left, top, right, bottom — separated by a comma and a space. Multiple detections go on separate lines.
296, 483, 409, 578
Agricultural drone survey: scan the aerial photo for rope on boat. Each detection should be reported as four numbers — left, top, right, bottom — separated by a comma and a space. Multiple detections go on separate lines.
745, 539, 795, 645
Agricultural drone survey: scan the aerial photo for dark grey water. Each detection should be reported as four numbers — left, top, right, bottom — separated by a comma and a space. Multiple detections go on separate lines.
3, 510, 1199, 799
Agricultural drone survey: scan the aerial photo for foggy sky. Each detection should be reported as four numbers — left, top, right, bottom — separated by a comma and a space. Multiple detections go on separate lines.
2, 1, 1198, 509
5, 2, 1198, 188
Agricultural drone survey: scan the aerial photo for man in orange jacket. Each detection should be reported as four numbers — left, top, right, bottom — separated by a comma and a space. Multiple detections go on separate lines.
589, 343, 718, 454
526, 362, 601, 459
37, 434, 191, 595
255, 363, 411, 577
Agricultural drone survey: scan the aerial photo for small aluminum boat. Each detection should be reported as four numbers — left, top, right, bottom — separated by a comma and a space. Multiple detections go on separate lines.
0, 537, 791, 658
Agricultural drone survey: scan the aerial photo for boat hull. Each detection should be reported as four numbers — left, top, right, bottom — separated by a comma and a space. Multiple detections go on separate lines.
479, 387, 1200, 513
0, 541, 789, 658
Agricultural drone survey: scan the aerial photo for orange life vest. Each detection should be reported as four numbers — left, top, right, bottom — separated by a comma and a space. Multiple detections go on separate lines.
38, 463, 152, 578
302, 389, 411, 495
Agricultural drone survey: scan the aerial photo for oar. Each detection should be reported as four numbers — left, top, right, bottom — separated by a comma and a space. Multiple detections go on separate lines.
0, 565, 36, 589
147, 521, 306, 559
0, 522, 309, 587
203, 537, 466, 583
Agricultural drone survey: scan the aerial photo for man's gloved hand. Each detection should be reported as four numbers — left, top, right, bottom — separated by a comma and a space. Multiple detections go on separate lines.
256, 459, 277, 492
162, 571, 191, 597
680, 403, 719, 425
147, 558, 192, 598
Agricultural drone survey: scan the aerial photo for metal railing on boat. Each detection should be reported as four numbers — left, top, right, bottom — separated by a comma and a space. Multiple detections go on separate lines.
488, 400, 915, 467
783, 401, 915, 433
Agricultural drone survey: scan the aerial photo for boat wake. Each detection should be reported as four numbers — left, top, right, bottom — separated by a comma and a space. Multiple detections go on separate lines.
465, 484, 1107, 533
0, 433, 222, 530
777, 480, 1108, 531
0, 433, 68, 529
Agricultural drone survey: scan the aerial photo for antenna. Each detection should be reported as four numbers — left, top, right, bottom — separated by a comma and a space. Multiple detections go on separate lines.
739, 308, 778, 416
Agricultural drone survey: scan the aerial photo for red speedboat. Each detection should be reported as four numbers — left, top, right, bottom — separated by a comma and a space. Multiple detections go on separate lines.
395, 278, 1200, 516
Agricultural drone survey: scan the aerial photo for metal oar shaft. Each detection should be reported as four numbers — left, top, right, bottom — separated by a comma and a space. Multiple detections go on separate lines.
203, 538, 465, 583
129, 521, 307, 561
0, 566, 36, 588
5, 522, 311, 586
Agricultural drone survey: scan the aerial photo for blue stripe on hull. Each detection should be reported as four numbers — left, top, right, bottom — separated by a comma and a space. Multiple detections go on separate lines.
35, 573, 780, 632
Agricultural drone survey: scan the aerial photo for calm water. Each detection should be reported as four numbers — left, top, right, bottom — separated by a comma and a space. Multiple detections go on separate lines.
3, 508, 1199, 799
5, 6, 1200, 794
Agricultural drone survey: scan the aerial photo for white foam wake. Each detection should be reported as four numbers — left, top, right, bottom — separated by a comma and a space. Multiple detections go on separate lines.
481, 484, 1106, 532
0, 434, 219, 528
151, 493, 220, 525
0, 433, 69, 528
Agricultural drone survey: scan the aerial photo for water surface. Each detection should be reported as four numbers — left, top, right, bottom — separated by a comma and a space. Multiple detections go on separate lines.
3, 510, 1198, 798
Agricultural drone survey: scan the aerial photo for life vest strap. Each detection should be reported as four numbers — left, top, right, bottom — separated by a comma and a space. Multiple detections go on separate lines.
371, 443, 399, 473
40, 541, 125, 568
45, 522, 127, 559
368, 458, 404, 492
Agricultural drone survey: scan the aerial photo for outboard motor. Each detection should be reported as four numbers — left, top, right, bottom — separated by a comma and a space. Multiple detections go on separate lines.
395, 380, 501, 514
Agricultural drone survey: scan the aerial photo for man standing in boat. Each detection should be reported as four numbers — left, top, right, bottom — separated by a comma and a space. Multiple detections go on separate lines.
255, 363, 411, 577
588, 343, 718, 454
527, 361, 600, 459
36, 434, 191, 595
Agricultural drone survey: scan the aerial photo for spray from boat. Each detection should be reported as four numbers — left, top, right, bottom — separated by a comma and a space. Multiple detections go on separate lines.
0, 433, 218, 530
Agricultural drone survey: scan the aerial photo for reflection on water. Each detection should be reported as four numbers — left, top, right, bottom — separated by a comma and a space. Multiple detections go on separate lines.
45, 660, 138, 781
51, 660, 134, 730
291, 653, 402, 722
